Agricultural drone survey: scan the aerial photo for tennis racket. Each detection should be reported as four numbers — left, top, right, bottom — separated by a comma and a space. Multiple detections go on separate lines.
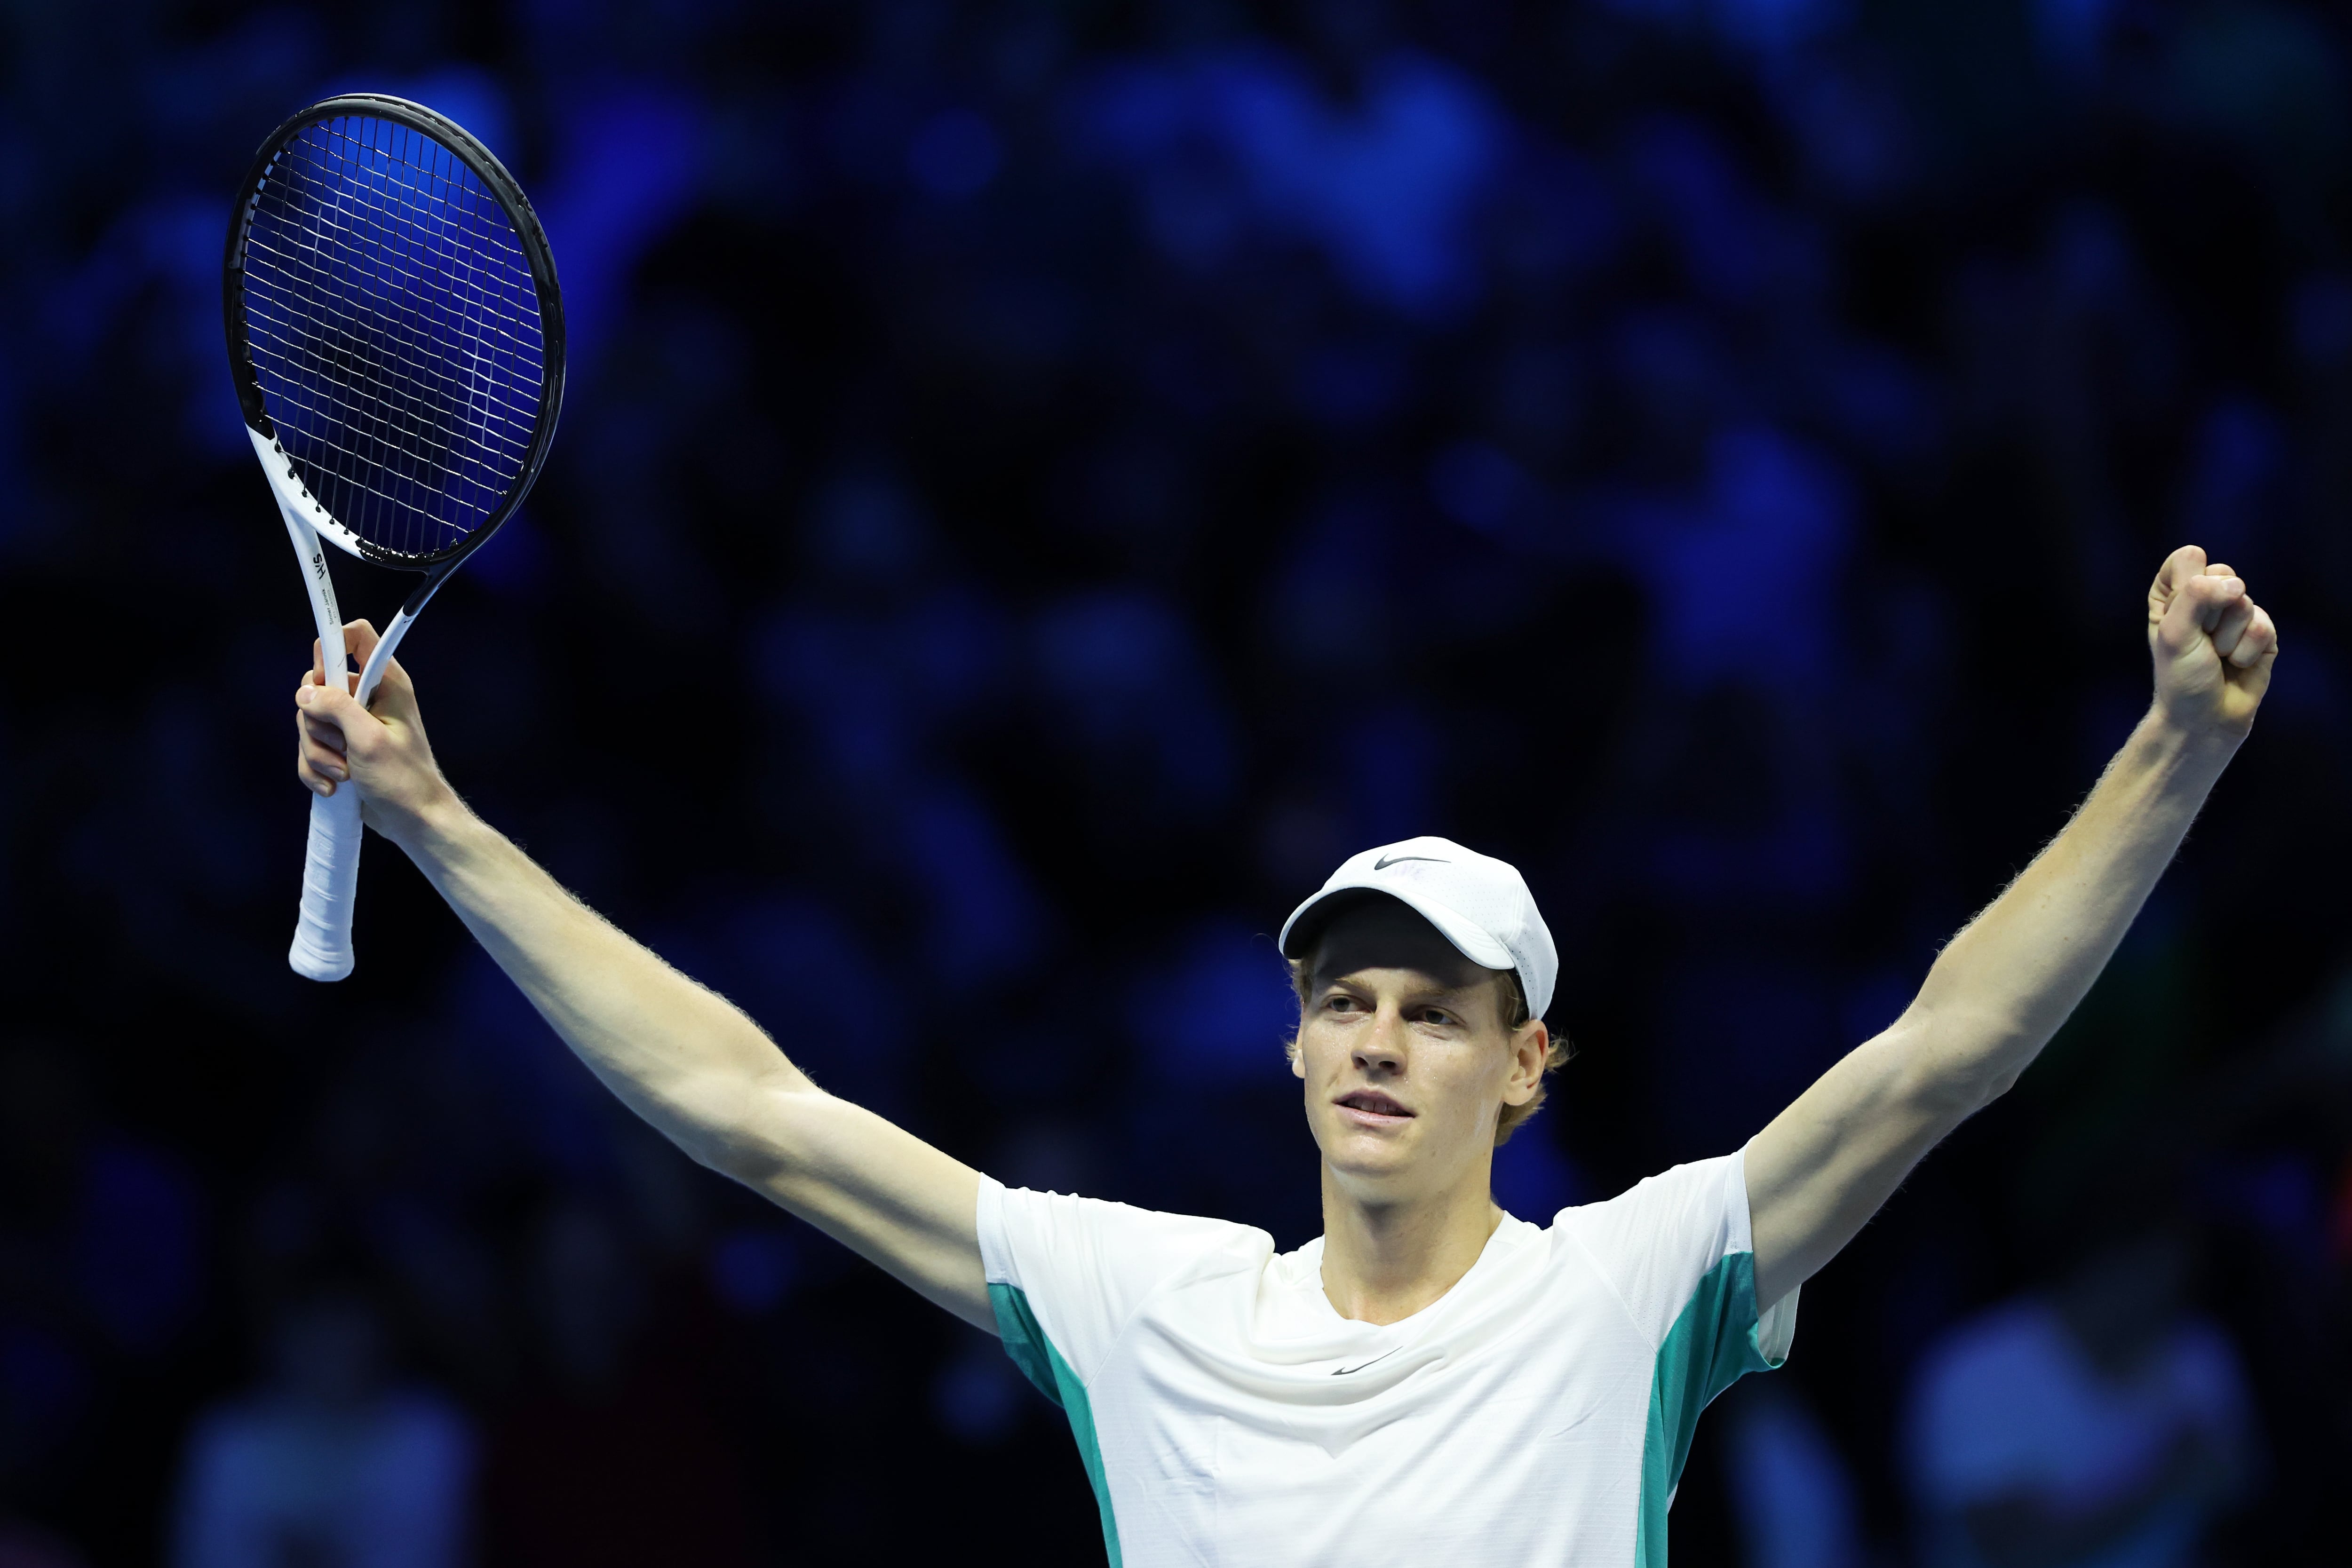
224, 94, 565, 981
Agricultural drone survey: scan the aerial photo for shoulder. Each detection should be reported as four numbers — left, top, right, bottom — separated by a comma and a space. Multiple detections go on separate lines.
984, 1181, 1267, 1255
979, 1180, 1271, 1299
1565, 1151, 1746, 1215
1550, 1151, 1752, 1257
1541, 1152, 1779, 1348
978, 1181, 1274, 1386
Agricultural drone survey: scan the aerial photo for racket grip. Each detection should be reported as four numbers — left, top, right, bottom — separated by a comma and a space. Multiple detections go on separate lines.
288, 784, 364, 982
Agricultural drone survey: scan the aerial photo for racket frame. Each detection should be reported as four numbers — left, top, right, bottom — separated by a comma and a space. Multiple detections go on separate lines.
224, 92, 565, 981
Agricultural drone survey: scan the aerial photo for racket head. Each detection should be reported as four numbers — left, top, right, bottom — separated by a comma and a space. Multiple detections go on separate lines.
224, 94, 566, 572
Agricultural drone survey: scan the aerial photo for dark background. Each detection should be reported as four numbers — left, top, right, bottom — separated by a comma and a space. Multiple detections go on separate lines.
5, 0, 2352, 1562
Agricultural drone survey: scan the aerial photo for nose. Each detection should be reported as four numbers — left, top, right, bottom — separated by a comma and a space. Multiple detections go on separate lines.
1352, 1007, 1407, 1074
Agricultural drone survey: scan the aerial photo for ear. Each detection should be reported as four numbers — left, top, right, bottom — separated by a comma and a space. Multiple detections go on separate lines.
1500, 1021, 1549, 1107
1290, 1036, 1307, 1080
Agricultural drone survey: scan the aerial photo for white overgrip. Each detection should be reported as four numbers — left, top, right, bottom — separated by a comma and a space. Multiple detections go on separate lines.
290, 785, 363, 982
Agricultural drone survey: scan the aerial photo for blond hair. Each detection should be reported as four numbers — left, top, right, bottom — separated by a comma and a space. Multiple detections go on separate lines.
1283, 956, 1572, 1146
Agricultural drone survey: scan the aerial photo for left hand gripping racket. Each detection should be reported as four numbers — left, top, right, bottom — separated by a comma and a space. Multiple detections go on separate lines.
225, 95, 565, 981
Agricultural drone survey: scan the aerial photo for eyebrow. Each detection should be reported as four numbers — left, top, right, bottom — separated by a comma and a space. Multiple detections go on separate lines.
1316, 971, 1483, 1002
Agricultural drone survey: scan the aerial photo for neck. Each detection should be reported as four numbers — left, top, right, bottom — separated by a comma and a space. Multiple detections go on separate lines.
1317, 1156, 1502, 1325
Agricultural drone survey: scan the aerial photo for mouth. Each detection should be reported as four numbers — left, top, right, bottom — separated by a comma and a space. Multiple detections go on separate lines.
1334, 1089, 1414, 1125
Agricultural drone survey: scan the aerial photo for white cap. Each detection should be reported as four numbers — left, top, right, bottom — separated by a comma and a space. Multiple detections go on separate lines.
1278, 835, 1557, 1019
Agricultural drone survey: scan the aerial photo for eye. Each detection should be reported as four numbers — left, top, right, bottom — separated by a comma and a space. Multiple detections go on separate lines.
1323, 994, 1361, 1013
1417, 1007, 1457, 1027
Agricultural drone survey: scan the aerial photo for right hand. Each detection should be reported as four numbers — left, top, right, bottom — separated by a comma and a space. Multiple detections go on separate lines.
293, 620, 455, 849
2146, 544, 2278, 742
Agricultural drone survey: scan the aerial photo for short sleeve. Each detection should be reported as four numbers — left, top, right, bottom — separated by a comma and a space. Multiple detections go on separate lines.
1563, 1147, 1795, 1544
1560, 1146, 1798, 1367
977, 1177, 1261, 1397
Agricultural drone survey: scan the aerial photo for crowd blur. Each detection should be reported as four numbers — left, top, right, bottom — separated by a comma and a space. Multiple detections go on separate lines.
5, 0, 2352, 1563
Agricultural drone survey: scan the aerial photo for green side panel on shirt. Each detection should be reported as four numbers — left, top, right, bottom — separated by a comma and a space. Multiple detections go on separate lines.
990, 1283, 1122, 1568
1633, 1251, 1784, 1568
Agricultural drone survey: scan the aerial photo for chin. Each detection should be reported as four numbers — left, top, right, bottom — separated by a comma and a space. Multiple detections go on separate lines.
1316, 1127, 1418, 1180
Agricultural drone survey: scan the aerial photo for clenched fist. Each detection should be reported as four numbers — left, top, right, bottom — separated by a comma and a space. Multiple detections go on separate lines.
294, 619, 457, 850
2147, 545, 2278, 740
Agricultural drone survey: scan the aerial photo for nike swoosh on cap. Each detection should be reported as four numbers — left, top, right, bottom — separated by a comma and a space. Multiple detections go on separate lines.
1373, 855, 1449, 870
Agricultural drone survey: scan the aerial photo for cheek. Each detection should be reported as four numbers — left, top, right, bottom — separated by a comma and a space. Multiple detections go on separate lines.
1295, 1016, 1348, 1065
1431, 1045, 1510, 1118
1295, 1029, 1341, 1081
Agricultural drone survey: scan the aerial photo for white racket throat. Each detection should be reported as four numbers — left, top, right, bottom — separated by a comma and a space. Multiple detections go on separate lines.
251, 422, 427, 687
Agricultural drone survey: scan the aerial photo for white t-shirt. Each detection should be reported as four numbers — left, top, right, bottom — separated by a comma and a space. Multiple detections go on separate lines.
978, 1146, 1798, 1567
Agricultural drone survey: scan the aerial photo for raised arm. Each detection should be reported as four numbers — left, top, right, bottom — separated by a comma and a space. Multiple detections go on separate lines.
1746, 546, 2278, 1306
294, 622, 992, 1330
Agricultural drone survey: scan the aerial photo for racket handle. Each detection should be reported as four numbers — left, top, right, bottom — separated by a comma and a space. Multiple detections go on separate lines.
288, 784, 364, 982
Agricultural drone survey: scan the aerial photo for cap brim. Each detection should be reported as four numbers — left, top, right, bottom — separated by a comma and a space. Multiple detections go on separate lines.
1279, 884, 1515, 973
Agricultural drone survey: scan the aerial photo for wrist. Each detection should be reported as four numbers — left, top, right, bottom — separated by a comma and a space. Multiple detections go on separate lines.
2135, 703, 2243, 778
383, 780, 482, 867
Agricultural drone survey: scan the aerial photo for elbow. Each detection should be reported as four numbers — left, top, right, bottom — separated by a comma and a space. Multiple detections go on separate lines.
1895, 1062, 2003, 1126
652, 1112, 749, 1182
690, 1109, 783, 1186
679, 1073, 822, 1187
1950, 1065, 2024, 1117
1890, 1006, 2031, 1122
623, 1074, 768, 1183
683, 1127, 759, 1182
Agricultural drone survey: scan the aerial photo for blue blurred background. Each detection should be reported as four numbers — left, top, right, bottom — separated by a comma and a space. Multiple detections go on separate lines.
5, 0, 2352, 1563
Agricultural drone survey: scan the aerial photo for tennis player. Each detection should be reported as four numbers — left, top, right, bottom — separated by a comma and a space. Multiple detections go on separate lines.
293, 545, 2273, 1565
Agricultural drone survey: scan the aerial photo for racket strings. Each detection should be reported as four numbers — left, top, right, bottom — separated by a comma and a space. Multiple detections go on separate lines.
268, 119, 539, 538
239, 113, 547, 561
264, 119, 537, 551
247, 149, 532, 553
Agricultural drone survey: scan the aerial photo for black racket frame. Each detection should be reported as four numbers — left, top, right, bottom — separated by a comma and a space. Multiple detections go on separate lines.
222, 92, 567, 614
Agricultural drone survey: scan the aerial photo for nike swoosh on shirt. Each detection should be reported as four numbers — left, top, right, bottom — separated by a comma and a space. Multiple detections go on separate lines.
1372, 855, 1448, 871
1333, 1347, 1401, 1376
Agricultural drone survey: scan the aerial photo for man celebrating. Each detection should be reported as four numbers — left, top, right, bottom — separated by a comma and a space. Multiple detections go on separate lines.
292, 546, 2273, 1565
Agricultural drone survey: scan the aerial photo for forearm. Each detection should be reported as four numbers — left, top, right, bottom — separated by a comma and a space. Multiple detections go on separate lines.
1909, 707, 2237, 1106
399, 799, 803, 1172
